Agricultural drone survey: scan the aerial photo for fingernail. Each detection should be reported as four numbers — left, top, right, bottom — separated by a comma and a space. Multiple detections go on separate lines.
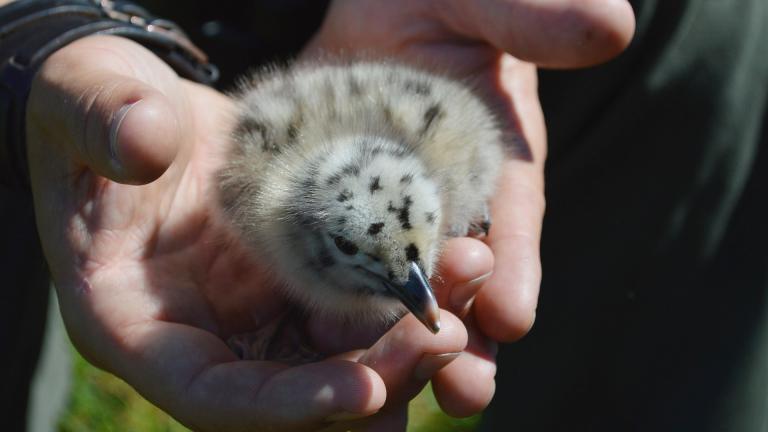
413, 352, 461, 381
325, 411, 373, 422
109, 101, 140, 172
450, 272, 492, 314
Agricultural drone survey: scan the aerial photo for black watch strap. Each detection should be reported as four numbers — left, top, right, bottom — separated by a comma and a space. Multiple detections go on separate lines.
0, 0, 220, 188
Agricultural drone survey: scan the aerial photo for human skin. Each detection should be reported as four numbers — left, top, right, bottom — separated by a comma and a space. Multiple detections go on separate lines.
23, 0, 634, 431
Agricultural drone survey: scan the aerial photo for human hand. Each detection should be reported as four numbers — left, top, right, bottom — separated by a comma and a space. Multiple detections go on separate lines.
305, 0, 636, 419
26, 35, 480, 431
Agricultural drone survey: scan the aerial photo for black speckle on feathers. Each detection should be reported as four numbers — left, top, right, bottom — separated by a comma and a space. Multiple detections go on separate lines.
405, 243, 420, 262
404, 79, 431, 96
238, 118, 279, 153
369, 176, 382, 193
342, 164, 360, 177
368, 222, 385, 235
348, 76, 363, 96
287, 123, 299, 142
337, 189, 353, 202
421, 103, 443, 135
386, 196, 414, 230
327, 173, 342, 186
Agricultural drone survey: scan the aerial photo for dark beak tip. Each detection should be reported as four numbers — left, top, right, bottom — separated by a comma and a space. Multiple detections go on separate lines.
387, 261, 442, 334
429, 320, 441, 334
423, 304, 441, 334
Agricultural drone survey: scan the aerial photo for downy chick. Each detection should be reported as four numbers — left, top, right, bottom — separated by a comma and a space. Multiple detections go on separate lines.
218, 61, 504, 336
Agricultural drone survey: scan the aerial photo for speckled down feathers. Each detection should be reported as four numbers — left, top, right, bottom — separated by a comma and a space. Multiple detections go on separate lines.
217, 61, 505, 322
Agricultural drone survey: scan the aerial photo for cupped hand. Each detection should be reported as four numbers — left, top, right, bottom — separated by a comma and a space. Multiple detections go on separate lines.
25, 35, 480, 431
305, 0, 636, 420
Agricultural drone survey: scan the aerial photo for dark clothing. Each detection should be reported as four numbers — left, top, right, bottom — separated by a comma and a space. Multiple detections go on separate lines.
4, 0, 767, 430
138, 0, 330, 88
484, 1, 768, 430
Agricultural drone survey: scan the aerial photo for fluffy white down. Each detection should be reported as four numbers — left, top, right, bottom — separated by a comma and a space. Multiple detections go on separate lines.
217, 60, 505, 322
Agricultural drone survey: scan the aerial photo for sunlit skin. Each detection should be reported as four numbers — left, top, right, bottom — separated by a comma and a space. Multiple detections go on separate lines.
24, 1, 634, 430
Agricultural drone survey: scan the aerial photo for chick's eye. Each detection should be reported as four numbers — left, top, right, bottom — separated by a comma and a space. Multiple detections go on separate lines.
334, 236, 359, 255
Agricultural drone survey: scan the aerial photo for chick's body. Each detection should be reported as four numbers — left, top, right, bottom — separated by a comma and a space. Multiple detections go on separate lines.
218, 61, 504, 330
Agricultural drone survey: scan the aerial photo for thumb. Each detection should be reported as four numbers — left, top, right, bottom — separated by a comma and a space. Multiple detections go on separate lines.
27, 36, 184, 184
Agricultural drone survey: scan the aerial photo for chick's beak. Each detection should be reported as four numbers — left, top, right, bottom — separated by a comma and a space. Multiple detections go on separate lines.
387, 262, 441, 334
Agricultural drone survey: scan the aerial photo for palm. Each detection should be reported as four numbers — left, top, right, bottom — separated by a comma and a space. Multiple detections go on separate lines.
66, 82, 298, 343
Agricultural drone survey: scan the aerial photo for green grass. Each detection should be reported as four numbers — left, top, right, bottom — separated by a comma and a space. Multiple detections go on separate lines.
59, 348, 480, 431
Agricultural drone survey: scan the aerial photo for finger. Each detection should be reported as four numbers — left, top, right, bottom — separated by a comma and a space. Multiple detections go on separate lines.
321, 405, 408, 432
359, 311, 468, 404
432, 237, 494, 316
431, 315, 498, 417
27, 35, 184, 184
475, 56, 546, 342
108, 320, 385, 432
307, 314, 392, 355
441, 0, 636, 67
475, 161, 544, 341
